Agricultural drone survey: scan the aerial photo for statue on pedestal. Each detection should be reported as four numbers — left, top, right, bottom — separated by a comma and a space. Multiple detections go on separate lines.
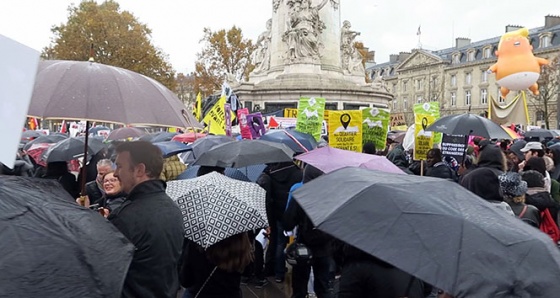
371, 75, 389, 92
340, 20, 365, 75
252, 19, 272, 74
283, 0, 328, 62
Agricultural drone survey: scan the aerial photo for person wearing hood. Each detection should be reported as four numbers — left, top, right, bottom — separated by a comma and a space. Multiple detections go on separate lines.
386, 143, 413, 174
521, 170, 559, 224
257, 161, 303, 283
460, 167, 515, 216
498, 172, 540, 227
474, 141, 507, 176
547, 145, 560, 181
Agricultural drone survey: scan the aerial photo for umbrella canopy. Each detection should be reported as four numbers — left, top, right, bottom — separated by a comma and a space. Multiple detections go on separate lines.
139, 131, 178, 143
259, 129, 318, 153
183, 135, 236, 163
26, 143, 53, 166
177, 165, 251, 182
524, 129, 556, 141
21, 130, 45, 141
387, 131, 406, 143
425, 113, 511, 139
43, 136, 106, 163
23, 134, 68, 151
0, 177, 134, 297
88, 125, 111, 137
166, 172, 268, 248
154, 141, 192, 158
107, 127, 146, 140
28, 60, 201, 129
172, 132, 208, 143
293, 167, 560, 298
295, 146, 405, 175
193, 140, 295, 168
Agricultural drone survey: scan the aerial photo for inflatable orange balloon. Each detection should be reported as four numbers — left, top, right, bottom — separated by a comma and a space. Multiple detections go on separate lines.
488, 28, 548, 98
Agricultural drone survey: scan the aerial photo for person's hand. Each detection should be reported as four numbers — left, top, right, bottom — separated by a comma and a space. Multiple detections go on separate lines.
99, 208, 110, 218
518, 160, 526, 172
76, 195, 90, 207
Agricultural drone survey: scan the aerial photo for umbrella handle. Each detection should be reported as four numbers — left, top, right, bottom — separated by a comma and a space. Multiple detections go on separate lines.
79, 121, 91, 196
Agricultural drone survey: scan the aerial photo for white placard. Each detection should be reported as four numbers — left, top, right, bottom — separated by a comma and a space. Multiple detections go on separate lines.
0, 35, 40, 168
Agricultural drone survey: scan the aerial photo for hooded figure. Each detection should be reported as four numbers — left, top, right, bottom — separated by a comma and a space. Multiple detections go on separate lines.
548, 145, 560, 181
460, 167, 515, 216
475, 141, 507, 176
386, 144, 413, 174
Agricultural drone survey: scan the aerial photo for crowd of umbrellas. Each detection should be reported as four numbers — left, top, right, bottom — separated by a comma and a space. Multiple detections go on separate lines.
3, 58, 560, 297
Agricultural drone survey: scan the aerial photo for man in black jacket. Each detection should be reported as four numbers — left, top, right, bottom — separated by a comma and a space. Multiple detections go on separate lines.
110, 141, 184, 298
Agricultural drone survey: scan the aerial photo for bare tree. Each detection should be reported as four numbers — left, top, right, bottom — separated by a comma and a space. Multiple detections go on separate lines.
530, 54, 559, 129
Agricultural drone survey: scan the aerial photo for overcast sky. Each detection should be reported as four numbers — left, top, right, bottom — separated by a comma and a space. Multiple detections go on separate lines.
1, 0, 557, 74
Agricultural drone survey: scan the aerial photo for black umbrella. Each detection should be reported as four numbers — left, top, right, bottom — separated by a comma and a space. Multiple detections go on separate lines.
177, 165, 251, 182
524, 129, 556, 141
425, 113, 511, 139
21, 130, 45, 140
139, 132, 179, 143
0, 176, 134, 297
183, 135, 235, 163
107, 127, 147, 140
23, 134, 68, 151
153, 141, 191, 158
259, 129, 318, 153
193, 140, 295, 168
293, 167, 560, 297
43, 136, 106, 163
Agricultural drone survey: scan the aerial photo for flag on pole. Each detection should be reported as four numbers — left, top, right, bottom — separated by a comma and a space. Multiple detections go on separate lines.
195, 92, 202, 121
60, 120, 67, 133
417, 25, 421, 36
28, 117, 38, 130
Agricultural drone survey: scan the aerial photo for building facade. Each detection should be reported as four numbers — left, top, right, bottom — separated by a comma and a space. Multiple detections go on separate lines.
367, 15, 560, 128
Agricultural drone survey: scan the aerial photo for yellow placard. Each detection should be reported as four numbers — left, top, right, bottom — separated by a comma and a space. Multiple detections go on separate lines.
413, 114, 435, 160
284, 108, 298, 118
328, 110, 362, 152
203, 96, 235, 135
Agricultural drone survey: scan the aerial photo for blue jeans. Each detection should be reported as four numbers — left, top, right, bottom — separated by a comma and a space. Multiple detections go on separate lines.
274, 221, 288, 280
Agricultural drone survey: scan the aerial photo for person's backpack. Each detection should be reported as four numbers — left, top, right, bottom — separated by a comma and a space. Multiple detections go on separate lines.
539, 209, 560, 244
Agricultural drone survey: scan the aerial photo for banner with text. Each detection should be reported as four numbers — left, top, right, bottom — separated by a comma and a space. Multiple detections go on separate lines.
441, 134, 467, 164
362, 107, 390, 150
328, 110, 363, 152
237, 108, 252, 139
390, 113, 407, 128
413, 102, 441, 144
203, 96, 236, 135
413, 112, 435, 161
296, 97, 325, 141
225, 103, 232, 137
247, 112, 266, 139
284, 108, 298, 118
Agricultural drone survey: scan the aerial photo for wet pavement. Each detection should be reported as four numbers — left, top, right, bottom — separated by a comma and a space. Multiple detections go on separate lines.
241, 275, 292, 298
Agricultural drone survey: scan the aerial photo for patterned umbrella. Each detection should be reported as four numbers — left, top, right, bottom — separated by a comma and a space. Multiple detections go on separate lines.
166, 172, 268, 249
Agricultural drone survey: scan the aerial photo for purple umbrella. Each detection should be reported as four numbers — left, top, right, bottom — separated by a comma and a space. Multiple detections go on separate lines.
295, 146, 405, 175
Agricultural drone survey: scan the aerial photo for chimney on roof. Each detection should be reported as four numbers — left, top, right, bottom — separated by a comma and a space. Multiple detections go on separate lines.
505, 25, 523, 32
545, 15, 560, 28
389, 54, 398, 63
398, 52, 411, 62
455, 37, 471, 49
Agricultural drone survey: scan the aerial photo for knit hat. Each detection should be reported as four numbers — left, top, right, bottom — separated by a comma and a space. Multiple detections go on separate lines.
498, 172, 527, 200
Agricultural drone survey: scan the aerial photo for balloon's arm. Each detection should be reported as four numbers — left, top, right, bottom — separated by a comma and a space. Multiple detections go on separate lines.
536, 57, 549, 66
488, 64, 498, 73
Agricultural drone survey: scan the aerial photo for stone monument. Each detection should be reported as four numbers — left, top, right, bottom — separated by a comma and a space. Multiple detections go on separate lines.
235, 0, 392, 112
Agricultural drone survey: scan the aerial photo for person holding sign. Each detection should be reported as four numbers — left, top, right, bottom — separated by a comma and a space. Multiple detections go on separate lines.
425, 149, 456, 181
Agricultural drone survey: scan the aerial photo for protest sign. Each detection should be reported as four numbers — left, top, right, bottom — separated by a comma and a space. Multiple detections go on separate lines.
203, 96, 235, 135
362, 107, 390, 150
247, 112, 266, 139
328, 110, 362, 152
413, 102, 441, 143
284, 108, 298, 118
0, 35, 40, 168
225, 103, 232, 137
296, 97, 325, 141
413, 113, 435, 160
441, 134, 467, 164
237, 108, 252, 139
390, 113, 407, 128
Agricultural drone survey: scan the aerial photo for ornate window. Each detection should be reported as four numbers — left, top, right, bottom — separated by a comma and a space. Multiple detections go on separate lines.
481, 71, 488, 83
483, 47, 492, 59
465, 90, 471, 106
540, 33, 552, 48
452, 52, 461, 64
467, 49, 476, 62
402, 80, 408, 92
450, 75, 457, 87
465, 72, 472, 85
417, 96, 423, 103
392, 99, 398, 110
481, 89, 488, 105
403, 97, 408, 109
451, 92, 457, 106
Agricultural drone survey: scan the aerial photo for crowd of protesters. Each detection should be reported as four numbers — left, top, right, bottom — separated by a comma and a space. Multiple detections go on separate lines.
4, 130, 560, 298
